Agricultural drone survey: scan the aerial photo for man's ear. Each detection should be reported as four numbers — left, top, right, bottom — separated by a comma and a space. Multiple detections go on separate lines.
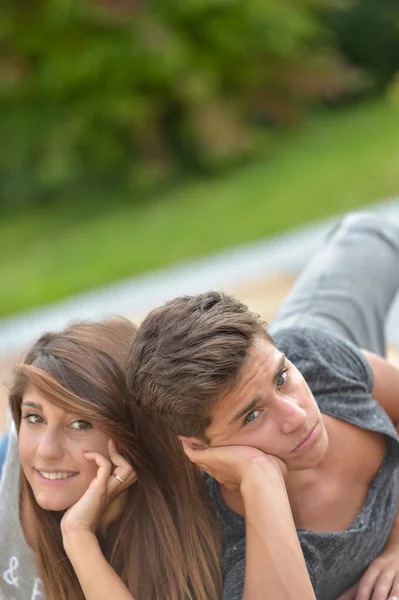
178, 436, 207, 450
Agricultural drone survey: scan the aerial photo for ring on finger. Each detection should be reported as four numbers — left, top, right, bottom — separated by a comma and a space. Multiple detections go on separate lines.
114, 474, 125, 484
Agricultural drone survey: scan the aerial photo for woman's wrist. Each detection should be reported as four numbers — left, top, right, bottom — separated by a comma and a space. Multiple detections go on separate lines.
63, 528, 99, 558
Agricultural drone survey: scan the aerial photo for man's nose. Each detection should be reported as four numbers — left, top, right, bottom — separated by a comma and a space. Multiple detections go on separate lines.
278, 396, 307, 434
37, 428, 64, 460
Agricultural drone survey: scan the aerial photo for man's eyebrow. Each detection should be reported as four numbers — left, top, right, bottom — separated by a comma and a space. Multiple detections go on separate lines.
21, 401, 43, 411
229, 396, 262, 426
228, 353, 287, 426
273, 354, 287, 384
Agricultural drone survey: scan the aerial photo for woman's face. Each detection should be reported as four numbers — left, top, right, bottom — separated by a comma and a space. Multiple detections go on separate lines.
19, 385, 111, 511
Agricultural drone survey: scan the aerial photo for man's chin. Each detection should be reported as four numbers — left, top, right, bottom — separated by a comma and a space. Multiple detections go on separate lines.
287, 437, 328, 471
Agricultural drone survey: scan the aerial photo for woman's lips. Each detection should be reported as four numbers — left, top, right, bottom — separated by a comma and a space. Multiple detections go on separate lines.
35, 468, 78, 485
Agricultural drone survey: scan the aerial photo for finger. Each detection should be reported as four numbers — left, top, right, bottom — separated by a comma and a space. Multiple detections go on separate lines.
83, 451, 112, 489
180, 440, 206, 464
370, 571, 395, 600
107, 470, 136, 497
107, 439, 137, 484
179, 442, 218, 480
107, 438, 126, 467
388, 574, 399, 600
178, 436, 207, 450
107, 439, 136, 479
356, 567, 382, 600
101, 442, 136, 496
111, 465, 137, 488
336, 583, 358, 600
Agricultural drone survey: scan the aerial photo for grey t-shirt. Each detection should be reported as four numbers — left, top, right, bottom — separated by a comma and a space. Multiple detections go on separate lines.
207, 327, 399, 600
0, 420, 43, 600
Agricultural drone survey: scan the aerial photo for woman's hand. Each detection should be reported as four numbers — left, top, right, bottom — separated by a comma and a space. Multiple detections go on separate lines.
61, 439, 136, 538
180, 440, 287, 492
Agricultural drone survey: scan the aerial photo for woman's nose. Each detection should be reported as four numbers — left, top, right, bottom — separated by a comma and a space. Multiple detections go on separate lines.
37, 429, 64, 460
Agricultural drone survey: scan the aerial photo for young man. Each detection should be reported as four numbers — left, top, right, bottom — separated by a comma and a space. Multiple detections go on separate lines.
127, 213, 399, 600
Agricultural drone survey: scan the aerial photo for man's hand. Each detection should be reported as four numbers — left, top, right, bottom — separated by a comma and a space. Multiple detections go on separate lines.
180, 440, 287, 491
355, 543, 399, 600
336, 583, 358, 600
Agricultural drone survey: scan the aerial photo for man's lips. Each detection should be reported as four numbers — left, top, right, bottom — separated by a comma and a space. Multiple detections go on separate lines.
292, 422, 319, 453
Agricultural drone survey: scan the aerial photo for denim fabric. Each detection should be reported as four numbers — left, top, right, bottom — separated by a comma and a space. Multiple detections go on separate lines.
0, 434, 8, 478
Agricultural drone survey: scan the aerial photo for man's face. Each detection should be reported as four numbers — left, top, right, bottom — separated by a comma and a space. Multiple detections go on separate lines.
205, 336, 329, 470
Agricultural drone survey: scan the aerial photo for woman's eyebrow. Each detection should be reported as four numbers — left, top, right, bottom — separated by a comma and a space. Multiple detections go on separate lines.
21, 401, 43, 410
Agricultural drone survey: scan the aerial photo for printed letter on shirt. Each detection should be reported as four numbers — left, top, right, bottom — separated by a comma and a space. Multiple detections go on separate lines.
3, 556, 19, 588
31, 578, 43, 599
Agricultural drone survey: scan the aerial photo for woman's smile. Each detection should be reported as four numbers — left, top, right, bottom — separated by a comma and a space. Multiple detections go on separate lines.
35, 468, 79, 485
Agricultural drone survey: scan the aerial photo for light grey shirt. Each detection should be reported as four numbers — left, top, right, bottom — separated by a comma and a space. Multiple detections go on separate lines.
0, 419, 43, 600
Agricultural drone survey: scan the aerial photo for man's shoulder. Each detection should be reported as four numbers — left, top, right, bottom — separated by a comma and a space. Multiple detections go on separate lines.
273, 325, 352, 358
273, 326, 373, 390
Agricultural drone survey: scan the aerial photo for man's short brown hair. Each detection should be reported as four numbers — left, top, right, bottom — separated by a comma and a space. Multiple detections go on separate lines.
126, 291, 274, 442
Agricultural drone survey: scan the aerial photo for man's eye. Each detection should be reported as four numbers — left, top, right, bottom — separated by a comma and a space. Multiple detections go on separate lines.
23, 413, 44, 424
277, 370, 288, 388
70, 420, 92, 431
244, 410, 261, 425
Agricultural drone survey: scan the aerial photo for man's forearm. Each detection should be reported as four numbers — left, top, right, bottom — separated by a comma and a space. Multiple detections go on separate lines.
240, 458, 316, 600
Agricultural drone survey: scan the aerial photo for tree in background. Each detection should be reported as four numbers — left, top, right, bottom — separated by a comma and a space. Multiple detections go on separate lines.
0, 0, 364, 211
323, 0, 399, 89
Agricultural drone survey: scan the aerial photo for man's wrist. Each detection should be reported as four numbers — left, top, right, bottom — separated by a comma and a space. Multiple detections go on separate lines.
240, 455, 286, 497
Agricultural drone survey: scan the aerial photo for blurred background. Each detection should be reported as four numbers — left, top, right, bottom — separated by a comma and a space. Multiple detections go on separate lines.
1, 0, 399, 428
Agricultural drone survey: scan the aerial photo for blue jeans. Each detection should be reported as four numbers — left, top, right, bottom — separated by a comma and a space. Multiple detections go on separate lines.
270, 212, 399, 356
0, 433, 8, 477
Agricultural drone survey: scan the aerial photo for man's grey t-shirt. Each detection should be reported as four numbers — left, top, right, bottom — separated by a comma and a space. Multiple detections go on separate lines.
207, 327, 399, 600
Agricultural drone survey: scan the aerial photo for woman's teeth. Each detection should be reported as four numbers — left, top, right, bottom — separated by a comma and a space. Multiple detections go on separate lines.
39, 471, 76, 480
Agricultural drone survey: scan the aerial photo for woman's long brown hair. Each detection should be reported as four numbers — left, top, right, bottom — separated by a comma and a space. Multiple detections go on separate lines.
9, 318, 222, 600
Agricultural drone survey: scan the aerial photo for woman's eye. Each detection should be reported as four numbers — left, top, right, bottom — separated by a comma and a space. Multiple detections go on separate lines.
277, 370, 288, 388
244, 410, 261, 426
70, 420, 92, 431
24, 413, 44, 424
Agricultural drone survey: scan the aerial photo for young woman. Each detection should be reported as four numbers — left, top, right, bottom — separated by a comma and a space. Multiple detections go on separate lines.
0, 318, 222, 600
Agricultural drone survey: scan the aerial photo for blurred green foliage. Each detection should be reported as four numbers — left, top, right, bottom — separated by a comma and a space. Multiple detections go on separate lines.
1, 98, 399, 317
0, 0, 364, 210
324, 0, 399, 89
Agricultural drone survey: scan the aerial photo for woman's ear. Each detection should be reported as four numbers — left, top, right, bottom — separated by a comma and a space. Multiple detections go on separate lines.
178, 436, 207, 450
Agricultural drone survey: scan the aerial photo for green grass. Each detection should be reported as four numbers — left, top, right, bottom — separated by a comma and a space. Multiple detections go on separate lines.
1, 98, 399, 318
